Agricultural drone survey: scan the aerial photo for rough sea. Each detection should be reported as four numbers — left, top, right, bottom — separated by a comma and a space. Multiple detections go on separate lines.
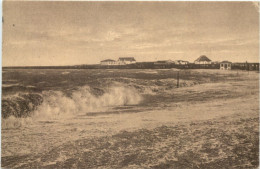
2, 68, 254, 168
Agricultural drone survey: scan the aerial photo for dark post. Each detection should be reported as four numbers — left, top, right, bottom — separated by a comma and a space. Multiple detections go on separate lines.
177, 71, 179, 88
246, 61, 249, 74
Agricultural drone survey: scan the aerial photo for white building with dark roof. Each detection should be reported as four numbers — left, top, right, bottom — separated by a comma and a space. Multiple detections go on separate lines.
174, 60, 189, 65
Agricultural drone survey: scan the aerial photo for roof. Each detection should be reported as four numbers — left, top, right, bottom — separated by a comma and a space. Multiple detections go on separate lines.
221, 60, 232, 63
101, 59, 115, 62
118, 57, 136, 61
195, 55, 211, 62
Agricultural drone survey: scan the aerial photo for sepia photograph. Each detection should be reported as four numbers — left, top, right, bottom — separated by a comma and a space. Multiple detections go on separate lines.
1, 1, 259, 168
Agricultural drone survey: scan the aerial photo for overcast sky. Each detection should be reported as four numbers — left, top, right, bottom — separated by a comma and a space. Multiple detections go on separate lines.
3, 1, 259, 66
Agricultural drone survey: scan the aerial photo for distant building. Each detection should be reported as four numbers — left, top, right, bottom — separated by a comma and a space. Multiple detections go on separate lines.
174, 60, 189, 65
194, 55, 212, 64
220, 61, 232, 70
118, 57, 136, 65
100, 59, 116, 65
232, 62, 259, 71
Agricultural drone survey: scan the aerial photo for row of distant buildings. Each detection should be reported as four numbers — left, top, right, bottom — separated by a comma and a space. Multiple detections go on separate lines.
100, 55, 233, 69
100, 57, 137, 65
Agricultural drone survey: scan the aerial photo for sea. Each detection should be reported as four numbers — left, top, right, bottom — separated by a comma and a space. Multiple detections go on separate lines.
1, 68, 247, 167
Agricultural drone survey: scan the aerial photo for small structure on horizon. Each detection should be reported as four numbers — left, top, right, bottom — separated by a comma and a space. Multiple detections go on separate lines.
194, 55, 212, 64
100, 59, 116, 65
220, 61, 232, 70
232, 62, 259, 71
118, 57, 136, 65
174, 60, 189, 65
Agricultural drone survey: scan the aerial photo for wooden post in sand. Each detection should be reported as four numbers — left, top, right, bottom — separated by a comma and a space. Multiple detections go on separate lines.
246, 61, 249, 75
177, 71, 179, 88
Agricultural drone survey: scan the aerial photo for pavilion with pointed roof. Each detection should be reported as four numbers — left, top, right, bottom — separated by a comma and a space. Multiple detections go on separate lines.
194, 55, 212, 64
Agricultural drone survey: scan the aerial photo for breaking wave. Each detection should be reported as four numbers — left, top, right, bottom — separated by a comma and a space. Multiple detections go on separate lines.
2, 93, 44, 118
2, 84, 142, 129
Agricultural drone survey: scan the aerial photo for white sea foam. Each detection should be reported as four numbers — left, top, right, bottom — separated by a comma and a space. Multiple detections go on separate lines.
2, 116, 33, 129
136, 70, 158, 74
4, 84, 143, 124
2, 84, 21, 88
2, 85, 141, 129
61, 72, 70, 75
26, 85, 36, 88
